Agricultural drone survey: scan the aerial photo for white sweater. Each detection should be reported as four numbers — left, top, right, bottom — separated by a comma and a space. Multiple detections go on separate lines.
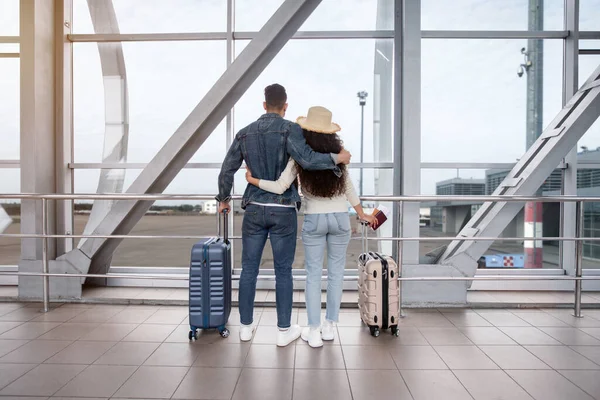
258, 159, 360, 214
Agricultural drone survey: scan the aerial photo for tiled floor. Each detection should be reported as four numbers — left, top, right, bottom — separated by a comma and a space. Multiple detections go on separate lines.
0, 303, 600, 399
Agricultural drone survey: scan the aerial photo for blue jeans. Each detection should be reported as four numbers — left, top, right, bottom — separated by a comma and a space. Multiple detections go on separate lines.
239, 204, 297, 329
302, 213, 352, 328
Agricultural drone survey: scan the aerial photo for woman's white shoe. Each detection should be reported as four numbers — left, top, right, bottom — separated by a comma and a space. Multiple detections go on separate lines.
321, 320, 335, 341
301, 327, 323, 348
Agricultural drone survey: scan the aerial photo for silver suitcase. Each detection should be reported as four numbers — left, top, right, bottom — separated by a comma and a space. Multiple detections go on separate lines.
357, 223, 401, 337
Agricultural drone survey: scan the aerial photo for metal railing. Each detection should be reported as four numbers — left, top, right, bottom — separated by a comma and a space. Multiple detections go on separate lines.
1, 193, 600, 317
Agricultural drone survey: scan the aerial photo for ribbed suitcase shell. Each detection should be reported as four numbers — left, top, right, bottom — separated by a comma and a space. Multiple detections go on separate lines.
189, 237, 232, 335
358, 252, 400, 335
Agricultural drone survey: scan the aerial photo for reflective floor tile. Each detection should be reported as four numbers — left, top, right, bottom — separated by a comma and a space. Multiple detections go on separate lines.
0, 363, 37, 390
525, 346, 600, 370
479, 346, 550, 370
337, 327, 406, 346
143, 309, 187, 325
0, 339, 29, 358
0, 364, 85, 397
454, 370, 534, 400
499, 327, 562, 345
581, 328, 600, 340
45, 340, 116, 364
389, 345, 447, 370
401, 370, 472, 400
68, 308, 122, 323
108, 308, 157, 324
394, 327, 429, 345
251, 325, 279, 345
0, 340, 72, 364
122, 324, 177, 342
347, 370, 412, 400
559, 370, 600, 400
419, 328, 473, 345
113, 366, 189, 399
539, 327, 600, 346
0, 322, 24, 335
399, 311, 454, 328
79, 323, 138, 341
295, 343, 346, 369
571, 346, 600, 365
192, 343, 250, 368
30, 308, 85, 323
244, 344, 295, 369
507, 370, 595, 400
335, 311, 363, 327
341, 345, 397, 370
515, 312, 570, 328
231, 368, 293, 400
0, 322, 61, 340
37, 323, 99, 341
542, 311, 600, 328
458, 327, 517, 345
54, 365, 136, 398
259, 310, 298, 326
172, 367, 241, 400
477, 312, 530, 327
441, 312, 492, 327
144, 342, 200, 366
93, 341, 160, 365
293, 369, 352, 400
434, 346, 499, 370
0, 308, 44, 322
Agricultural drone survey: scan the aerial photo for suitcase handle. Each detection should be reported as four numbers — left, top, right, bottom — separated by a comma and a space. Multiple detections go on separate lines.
217, 210, 229, 242
360, 220, 370, 254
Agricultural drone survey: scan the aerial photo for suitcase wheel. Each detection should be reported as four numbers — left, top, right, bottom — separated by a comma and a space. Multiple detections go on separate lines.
218, 326, 230, 338
369, 326, 380, 337
189, 328, 199, 341
391, 325, 399, 337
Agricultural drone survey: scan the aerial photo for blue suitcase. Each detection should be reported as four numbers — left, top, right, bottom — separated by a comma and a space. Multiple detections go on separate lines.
188, 211, 232, 340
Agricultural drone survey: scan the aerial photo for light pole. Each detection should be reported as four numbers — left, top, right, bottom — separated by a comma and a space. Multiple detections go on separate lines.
518, 0, 544, 269
357, 91, 368, 201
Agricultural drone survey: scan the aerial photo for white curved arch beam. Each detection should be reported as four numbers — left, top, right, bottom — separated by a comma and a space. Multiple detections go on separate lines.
78, 0, 129, 252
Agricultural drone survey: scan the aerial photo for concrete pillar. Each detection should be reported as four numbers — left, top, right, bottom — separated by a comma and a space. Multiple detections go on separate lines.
19, 0, 77, 300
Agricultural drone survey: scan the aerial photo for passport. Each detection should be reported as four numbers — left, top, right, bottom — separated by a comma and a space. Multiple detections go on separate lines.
372, 205, 390, 231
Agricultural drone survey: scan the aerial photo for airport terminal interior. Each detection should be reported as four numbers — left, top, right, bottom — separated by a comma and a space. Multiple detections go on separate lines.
2, 0, 600, 398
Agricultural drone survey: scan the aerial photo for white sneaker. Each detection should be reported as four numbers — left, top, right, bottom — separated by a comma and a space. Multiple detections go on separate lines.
301, 326, 323, 348
239, 324, 255, 342
276, 324, 302, 347
321, 319, 335, 341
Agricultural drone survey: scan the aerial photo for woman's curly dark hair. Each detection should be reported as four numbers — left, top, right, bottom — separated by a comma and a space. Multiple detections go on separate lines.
297, 129, 347, 198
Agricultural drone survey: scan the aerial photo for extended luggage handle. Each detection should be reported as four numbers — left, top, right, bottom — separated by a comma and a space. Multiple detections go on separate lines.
360, 220, 370, 258
216, 210, 229, 242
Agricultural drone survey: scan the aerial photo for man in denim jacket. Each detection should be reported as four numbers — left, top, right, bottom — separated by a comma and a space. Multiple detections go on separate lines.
216, 84, 351, 346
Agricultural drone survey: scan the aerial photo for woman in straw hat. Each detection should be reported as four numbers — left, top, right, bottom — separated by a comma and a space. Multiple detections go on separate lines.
246, 106, 377, 348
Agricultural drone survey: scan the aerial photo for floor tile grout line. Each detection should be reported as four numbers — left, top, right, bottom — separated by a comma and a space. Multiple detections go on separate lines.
554, 369, 599, 399
336, 324, 355, 400
389, 346, 416, 400
425, 336, 476, 400
0, 362, 37, 392
448, 313, 543, 400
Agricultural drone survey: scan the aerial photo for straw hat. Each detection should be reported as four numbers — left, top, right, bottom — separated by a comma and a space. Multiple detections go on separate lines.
296, 106, 341, 134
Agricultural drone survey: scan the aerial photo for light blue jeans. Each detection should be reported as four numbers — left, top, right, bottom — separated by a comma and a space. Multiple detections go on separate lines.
302, 213, 352, 328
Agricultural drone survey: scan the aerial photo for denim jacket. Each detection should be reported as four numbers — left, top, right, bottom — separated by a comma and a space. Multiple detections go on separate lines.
216, 113, 341, 209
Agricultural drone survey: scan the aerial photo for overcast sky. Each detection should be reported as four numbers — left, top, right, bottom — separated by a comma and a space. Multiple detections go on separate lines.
1, 0, 600, 200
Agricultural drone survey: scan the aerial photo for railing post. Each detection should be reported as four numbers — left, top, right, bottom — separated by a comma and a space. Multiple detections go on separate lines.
41, 198, 50, 313
398, 200, 404, 318
574, 200, 584, 318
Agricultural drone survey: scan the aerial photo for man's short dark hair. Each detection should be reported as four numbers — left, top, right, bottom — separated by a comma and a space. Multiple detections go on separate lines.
264, 84, 287, 109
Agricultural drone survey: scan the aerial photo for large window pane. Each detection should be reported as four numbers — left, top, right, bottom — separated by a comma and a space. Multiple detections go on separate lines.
422, 39, 563, 163
0, 169, 20, 266
235, 0, 391, 32
580, 0, 600, 31
73, 0, 226, 34
74, 41, 227, 164
422, 0, 564, 31
234, 39, 392, 163
74, 169, 220, 267
0, 58, 19, 160
0, 0, 18, 35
